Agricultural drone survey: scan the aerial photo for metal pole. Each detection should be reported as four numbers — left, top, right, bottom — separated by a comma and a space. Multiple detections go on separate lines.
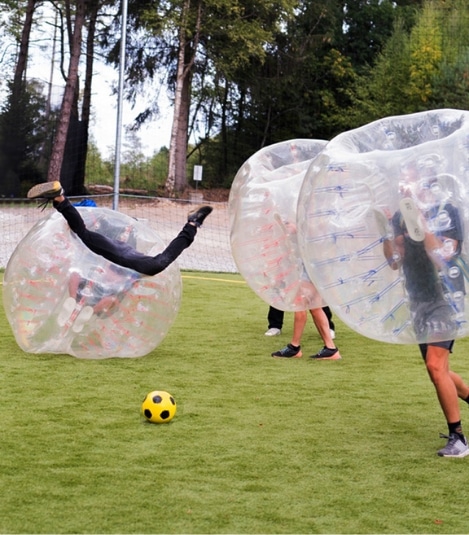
112, 0, 128, 210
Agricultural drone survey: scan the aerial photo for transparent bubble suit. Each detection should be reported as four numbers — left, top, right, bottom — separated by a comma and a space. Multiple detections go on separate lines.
3, 207, 182, 358
229, 139, 327, 311
298, 109, 469, 344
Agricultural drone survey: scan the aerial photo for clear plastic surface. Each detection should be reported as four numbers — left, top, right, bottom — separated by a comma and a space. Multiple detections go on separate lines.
229, 139, 327, 311
298, 109, 469, 344
3, 208, 181, 358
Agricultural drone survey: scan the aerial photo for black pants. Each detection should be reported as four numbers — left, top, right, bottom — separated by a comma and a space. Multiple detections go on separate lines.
267, 305, 335, 330
323, 306, 335, 330
55, 198, 196, 276
268, 306, 284, 329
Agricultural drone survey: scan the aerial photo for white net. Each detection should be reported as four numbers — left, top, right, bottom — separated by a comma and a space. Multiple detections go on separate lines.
0, 195, 236, 273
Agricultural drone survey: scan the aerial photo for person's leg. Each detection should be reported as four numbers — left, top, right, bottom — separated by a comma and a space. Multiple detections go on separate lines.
141, 224, 196, 275
291, 310, 307, 346
144, 205, 213, 275
310, 308, 336, 349
55, 197, 201, 276
271, 311, 305, 358
422, 343, 469, 457
265, 306, 284, 335
54, 197, 133, 263
424, 345, 461, 424
139, 204, 212, 274
268, 306, 284, 329
29, 184, 213, 275
449, 370, 469, 401
322, 306, 335, 330
309, 307, 341, 360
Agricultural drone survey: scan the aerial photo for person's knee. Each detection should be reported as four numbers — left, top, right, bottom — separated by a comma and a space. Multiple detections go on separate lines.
425, 348, 449, 385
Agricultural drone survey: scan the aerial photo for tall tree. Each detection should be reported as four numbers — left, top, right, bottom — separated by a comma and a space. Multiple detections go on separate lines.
60, 0, 106, 195
339, 0, 469, 131
47, 0, 86, 185
427, 0, 469, 110
338, 0, 397, 70
101, 0, 297, 194
166, 0, 201, 194
0, 0, 43, 195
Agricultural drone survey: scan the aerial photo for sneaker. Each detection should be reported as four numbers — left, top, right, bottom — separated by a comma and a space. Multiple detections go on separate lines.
309, 346, 341, 360
265, 327, 281, 336
271, 344, 302, 358
437, 433, 469, 458
330, 329, 336, 340
188, 205, 213, 227
27, 181, 63, 200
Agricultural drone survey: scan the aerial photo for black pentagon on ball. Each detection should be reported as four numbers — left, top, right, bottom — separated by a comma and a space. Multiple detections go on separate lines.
169, 396, 175, 405
152, 395, 163, 403
160, 410, 171, 420
144, 409, 153, 418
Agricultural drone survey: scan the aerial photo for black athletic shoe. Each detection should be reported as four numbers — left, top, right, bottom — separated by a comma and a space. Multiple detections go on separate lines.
27, 181, 63, 200
309, 346, 341, 360
271, 344, 302, 358
188, 205, 213, 227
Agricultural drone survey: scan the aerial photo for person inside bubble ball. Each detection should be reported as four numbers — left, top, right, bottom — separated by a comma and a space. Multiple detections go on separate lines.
271, 307, 340, 360
264, 305, 336, 339
67, 264, 138, 319
264, 306, 335, 339
269, 216, 340, 359
381, 162, 469, 458
27, 181, 213, 276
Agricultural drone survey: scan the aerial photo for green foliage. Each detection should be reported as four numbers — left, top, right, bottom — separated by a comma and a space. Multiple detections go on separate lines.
4, 0, 469, 194
428, 0, 469, 109
429, 49, 469, 110
190, 135, 252, 188
338, 0, 397, 69
338, 0, 469, 132
85, 139, 114, 184
2, 272, 469, 533
85, 143, 170, 193
408, 1, 443, 103
342, 19, 415, 128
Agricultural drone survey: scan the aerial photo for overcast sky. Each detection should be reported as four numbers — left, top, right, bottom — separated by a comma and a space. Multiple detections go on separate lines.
17, 4, 173, 159
25, 55, 173, 159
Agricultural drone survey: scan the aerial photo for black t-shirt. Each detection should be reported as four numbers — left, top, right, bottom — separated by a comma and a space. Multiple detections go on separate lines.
392, 202, 464, 302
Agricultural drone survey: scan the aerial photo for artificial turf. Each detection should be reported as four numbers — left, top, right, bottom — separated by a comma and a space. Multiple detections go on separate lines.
1, 272, 469, 534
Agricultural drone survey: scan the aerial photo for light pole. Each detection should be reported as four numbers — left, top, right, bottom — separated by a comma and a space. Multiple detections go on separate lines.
113, 0, 128, 211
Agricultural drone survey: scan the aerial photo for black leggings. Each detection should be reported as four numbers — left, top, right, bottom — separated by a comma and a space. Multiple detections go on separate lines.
55, 198, 196, 276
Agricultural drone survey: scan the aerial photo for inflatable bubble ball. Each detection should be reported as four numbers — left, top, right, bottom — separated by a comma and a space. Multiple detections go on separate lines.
229, 139, 327, 312
3, 207, 182, 359
297, 109, 469, 345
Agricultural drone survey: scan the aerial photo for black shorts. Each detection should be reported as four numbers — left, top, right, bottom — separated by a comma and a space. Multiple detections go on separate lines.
410, 298, 458, 342
419, 340, 454, 360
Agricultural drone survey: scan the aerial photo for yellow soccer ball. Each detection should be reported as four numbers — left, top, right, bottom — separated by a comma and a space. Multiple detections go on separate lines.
141, 390, 177, 424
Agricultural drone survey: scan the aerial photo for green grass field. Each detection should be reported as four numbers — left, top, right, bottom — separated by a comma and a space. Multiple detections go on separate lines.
1, 271, 469, 534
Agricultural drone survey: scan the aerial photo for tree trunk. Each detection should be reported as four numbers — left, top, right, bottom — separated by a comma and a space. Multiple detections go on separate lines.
165, 0, 202, 195
68, 0, 99, 195
47, 0, 86, 186
13, 0, 37, 98
165, 21, 187, 195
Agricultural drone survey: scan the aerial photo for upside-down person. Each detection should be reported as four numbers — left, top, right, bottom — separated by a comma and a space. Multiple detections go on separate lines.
27, 181, 213, 276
